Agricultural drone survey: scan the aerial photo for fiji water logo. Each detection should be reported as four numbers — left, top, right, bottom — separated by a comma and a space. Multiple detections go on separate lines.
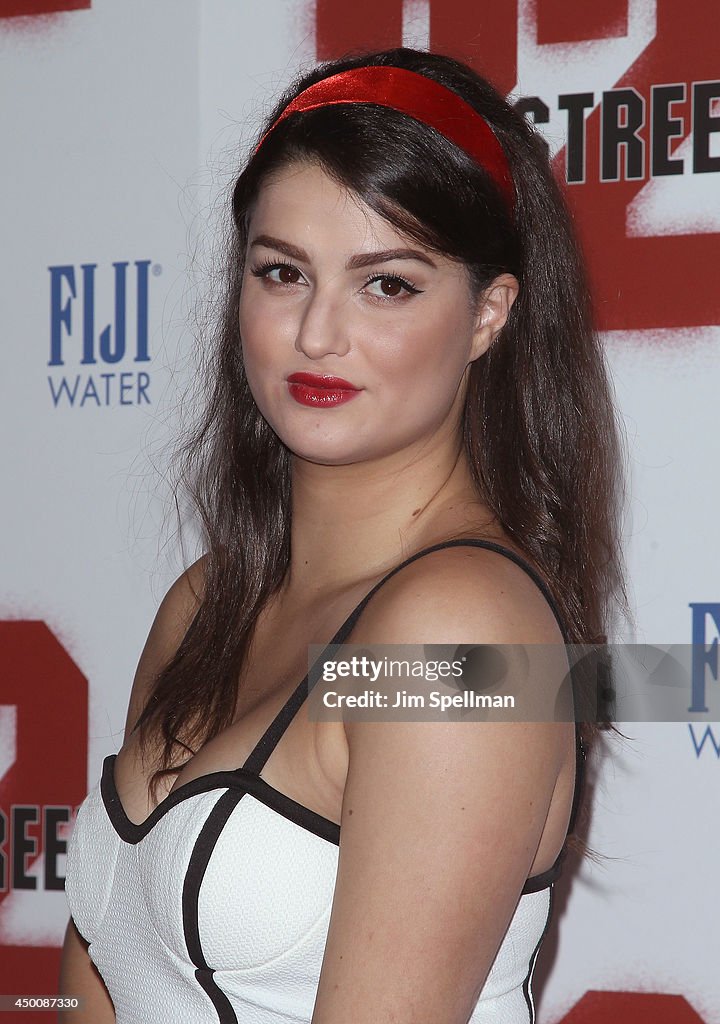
688, 602, 720, 759
47, 259, 158, 408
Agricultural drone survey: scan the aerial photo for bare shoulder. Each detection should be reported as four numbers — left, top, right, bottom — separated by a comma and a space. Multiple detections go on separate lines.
313, 542, 572, 1022
347, 541, 565, 646
121, 555, 208, 742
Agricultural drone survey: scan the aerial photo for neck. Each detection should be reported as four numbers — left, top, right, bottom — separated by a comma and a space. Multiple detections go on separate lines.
283, 434, 491, 599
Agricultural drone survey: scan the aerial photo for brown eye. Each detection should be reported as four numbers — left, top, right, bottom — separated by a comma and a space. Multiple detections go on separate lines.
380, 278, 403, 296
364, 274, 420, 300
278, 265, 300, 284
250, 262, 305, 286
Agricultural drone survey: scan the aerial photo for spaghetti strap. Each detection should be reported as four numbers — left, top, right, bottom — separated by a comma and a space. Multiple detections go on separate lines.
334, 538, 570, 644
240, 538, 583, 777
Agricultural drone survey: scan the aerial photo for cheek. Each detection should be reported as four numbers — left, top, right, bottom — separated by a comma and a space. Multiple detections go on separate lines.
239, 291, 286, 373
238, 299, 280, 414
374, 306, 473, 387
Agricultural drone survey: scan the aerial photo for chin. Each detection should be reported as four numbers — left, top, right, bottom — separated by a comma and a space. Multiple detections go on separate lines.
286, 434, 412, 468
266, 412, 357, 462
284, 440, 365, 467
279, 427, 380, 466
266, 411, 409, 467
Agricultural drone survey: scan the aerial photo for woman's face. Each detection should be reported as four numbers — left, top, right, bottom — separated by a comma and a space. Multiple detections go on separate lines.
239, 160, 511, 466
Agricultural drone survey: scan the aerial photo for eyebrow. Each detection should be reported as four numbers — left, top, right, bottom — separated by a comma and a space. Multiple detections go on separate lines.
249, 234, 437, 270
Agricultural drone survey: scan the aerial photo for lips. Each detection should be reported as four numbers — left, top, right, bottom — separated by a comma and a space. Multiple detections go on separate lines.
287, 372, 358, 390
286, 372, 361, 408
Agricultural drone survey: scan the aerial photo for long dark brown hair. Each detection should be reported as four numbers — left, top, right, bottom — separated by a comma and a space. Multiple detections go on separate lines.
135, 47, 631, 857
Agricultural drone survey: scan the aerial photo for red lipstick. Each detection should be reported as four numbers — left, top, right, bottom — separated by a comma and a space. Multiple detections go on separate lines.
287, 372, 361, 408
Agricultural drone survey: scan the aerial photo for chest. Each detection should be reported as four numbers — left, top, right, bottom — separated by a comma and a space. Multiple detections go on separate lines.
117, 594, 354, 828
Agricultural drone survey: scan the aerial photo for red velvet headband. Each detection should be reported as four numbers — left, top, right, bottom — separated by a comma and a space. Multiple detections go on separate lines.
255, 66, 516, 216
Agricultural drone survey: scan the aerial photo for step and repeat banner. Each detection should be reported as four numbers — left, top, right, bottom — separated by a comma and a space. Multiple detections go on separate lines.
1, 1, 717, 1021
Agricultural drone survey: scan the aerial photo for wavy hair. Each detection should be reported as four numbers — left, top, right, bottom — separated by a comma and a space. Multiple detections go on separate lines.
134, 47, 631, 858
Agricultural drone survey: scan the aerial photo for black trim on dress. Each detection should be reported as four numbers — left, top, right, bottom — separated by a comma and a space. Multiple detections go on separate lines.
182, 788, 246, 1024
101, 754, 340, 846
522, 884, 555, 1023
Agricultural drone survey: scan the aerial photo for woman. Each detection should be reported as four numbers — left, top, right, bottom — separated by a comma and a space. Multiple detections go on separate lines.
60, 46, 628, 1023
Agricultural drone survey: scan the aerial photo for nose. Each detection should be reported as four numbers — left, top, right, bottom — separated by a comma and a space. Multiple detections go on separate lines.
293, 280, 351, 360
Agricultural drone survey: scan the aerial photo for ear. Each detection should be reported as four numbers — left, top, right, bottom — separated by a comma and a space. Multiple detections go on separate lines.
469, 273, 520, 361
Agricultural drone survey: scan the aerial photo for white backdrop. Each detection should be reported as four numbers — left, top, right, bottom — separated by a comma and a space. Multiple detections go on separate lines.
1, 2, 718, 1021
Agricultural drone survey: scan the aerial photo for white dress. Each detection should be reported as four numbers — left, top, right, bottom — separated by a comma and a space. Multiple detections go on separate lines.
65, 540, 585, 1024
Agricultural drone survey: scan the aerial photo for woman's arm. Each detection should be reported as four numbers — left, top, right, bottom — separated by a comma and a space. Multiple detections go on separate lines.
57, 918, 115, 1024
57, 557, 208, 1022
311, 546, 570, 1024
121, 555, 207, 742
